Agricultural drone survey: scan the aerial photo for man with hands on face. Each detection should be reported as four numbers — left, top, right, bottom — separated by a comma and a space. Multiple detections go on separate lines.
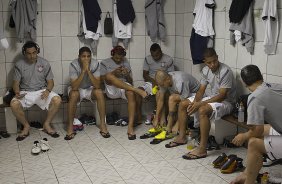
65, 47, 109, 140
100, 45, 147, 140
230, 65, 282, 184
175, 48, 236, 159
11, 41, 62, 141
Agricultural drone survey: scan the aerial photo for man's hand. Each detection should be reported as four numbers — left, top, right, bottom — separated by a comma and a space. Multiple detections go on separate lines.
120, 67, 129, 77
41, 90, 50, 100
187, 101, 202, 115
232, 133, 247, 146
112, 67, 123, 77
15, 93, 26, 99
82, 60, 90, 72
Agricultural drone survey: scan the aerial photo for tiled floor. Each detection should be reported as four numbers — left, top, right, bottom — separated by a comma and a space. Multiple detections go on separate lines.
0, 124, 281, 184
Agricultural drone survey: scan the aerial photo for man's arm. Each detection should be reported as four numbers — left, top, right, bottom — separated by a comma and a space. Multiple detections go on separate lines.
202, 87, 228, 104
87, 70, 101, 89
41, 79, 54, 100
232, 125, 264, 146
143, 70, 157, 86
70, 71, 86, 91
12, 80, 23, 99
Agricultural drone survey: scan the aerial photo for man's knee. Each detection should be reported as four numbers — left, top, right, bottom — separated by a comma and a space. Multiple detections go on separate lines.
248, 137, 261, 150
179, 100, 189, 111
93, 88, 104, 98
198, 105, 212, 116
10, 100, 22, 110
168, 94, 179, 104
69, 90, 80, 100
51, 96, 61, 106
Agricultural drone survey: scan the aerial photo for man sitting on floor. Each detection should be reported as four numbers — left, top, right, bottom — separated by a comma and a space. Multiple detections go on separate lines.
149, 70, 200, 143
100, 46, 147, 140
178, 48, 236, 159
135, 43, 174, 125
11, 41, 62, 141
231, 65, 282, 184
65, 47, 109, 140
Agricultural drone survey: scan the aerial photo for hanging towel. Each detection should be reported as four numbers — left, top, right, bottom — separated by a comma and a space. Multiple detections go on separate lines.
229, 0, 253, 23
192, 0, 215, 37
145, 0, 166, 42
262, 0, 279, 55
10, 0, 38, 42
116, 0, 135, 25
230, 2, 254, 53
82, 0, 101, 33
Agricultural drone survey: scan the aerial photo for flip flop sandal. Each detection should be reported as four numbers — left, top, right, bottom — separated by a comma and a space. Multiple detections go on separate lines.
100, 131, 111, 138
43, 130, 60, 138
0, 131, 10, 138
150, 138, 164, 144
16, 132, 30, 141
212, 153, 228, 168
139, 132, 158, 139
128, 133, 136, 140
165, 141, 187, 148
182, 152, 207, 160
64, 132, 76, 140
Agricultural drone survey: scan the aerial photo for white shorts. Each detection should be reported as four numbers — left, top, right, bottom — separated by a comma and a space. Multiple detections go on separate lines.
68, 86, 94, 104
140, 82, 153, 95
187, 96, 233, 128
12, 89, 59, 110
104, 83, 128, 100
264, 127, 282, 160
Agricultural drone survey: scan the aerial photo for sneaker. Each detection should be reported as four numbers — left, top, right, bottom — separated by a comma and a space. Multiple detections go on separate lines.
31, 141, 41, 155
40, 138, 50, 152
263, 155, 280, 167
148, 126, 163, 134
154, 131, 174, 140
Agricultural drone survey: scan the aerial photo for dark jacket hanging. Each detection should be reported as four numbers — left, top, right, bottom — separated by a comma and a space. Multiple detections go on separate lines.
82, 0, 101, 33
229, 0, 253, 23
116, 0, 136, 25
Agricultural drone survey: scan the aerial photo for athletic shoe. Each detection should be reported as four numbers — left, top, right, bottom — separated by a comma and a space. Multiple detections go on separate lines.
31, 141, 41, 155
263, 154, 280, 167
40, 138, 50, 152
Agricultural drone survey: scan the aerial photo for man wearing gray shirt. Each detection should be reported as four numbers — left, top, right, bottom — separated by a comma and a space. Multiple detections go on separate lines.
11, 41, 61, 141
100, 46, 147, 140
136, 43, 174, 125
179, 48, 236, 159
65, 47, 109, 140
150, 71, 200, 143
231, 65, 282, 184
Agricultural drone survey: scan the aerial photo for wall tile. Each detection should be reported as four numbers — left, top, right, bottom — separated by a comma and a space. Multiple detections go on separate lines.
251, 42, 267, 74
0, 50, 5, 64
145, 36, 155, 56
50, 61, 63, 85
2, 0, 10, 11
183, 13, 193, 37
174, 58, 184, 71
96, 37, 113, 60
176, 0, 184, 14
36, 12, 43, 37
36, 37, 44, 58
164, 0, 175, 14
175, 36, 184, 59
184, 0, 194, 13
5, 62, 14, 88
133, 13, 145, 36
165, 14, 176, 36
278, 10, 282, 42
267, 43, 282, 76
214, 12, 225, 39
3, 11, 17, 38
175, 14, 184, 36
0, 63, 6, 89
266, 75, 282, 84
61, 12, 79, 36
42, 12, 61, 36
130, 59, 144, 82
253, 0, 265, 10
183, 36, 191, 60
214, 39, 225, 62
236, 44, 252, 69
60, 0, 79, 12
214, 0, 226, 12
97, 0, 112, 13
191, 64, 204, 81
4, 38, 22, 63
129, 36, 146, 59
42, 0, 60, 12
224, 39, 237, 68
43, 37, 62, 61
0, 0, 3, 11
160, 36, 175, 58
131, 0, 145, 13
62, 37, 79, 60
62, 60, 72, 85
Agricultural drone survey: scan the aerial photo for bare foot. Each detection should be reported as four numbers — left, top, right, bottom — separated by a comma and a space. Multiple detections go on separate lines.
19, 125, 30, 136
99, 123, 109, 134
185, 148, 207, 158
43, 124, 56, 134
135, 88, 147, 98
230, 172, 246, 184
173, 136, 187, 144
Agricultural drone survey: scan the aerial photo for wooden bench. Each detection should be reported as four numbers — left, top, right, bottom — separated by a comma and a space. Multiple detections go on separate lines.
221, 115, 249, 130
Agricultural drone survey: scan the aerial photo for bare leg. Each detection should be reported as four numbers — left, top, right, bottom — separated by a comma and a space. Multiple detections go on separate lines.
10, 100, 30, 136
106, 74, 147, 98
92, 89, 108, 133
126, 90, 136, 136
166, 94, 181, 133
135, 93, 143, 124
43, 96, 62, 133
67, 90, 80, 136
173, 100, 190, 143
184, 104, 212, 157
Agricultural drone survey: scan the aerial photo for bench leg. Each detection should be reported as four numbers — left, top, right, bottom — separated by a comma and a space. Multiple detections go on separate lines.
5, 107, 18, 134
94, 102, 100, 125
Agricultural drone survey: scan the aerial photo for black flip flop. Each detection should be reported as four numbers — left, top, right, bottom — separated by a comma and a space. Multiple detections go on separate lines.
43, 130, 60, 138
64, 132, 76, 140
150, 138, 164, 144
139, 132, 158, 139
165, 141, 187, 148
182, 152, 207, 160
16, 133, 29, 141
128, 133, 136, 140
100, 131, 111, 138
0, 131, 10, 138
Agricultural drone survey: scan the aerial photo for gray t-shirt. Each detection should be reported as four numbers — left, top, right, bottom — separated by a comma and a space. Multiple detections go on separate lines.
247, 82, 282, 134
143, 54, 174, 78
200, 62, 236, 103
160, 71, 200, 100
69, 58, 100, 89
100, 58, 132, 82
14, 57, 54, 91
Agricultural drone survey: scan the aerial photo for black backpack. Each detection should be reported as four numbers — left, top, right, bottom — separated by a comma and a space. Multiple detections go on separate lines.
104, 12, 113, 35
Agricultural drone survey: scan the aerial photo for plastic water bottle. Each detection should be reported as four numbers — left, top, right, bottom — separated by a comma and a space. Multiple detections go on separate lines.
238, 102, 245, 123
187, 132, 195, 150
261, 172, 269, 184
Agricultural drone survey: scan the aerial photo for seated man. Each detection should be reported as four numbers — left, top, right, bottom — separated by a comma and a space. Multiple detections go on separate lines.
136, 43, 174, 124
151, 70, 200, 143
179, 48, 236, 159
231, 65, 282, 184
65, 47, 109, 140
11, 41, 62, 141
100, 46, 147, 140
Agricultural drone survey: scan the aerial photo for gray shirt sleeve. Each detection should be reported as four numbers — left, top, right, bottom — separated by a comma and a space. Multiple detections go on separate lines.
91, 62, 100, 77
179, 82, 190, 100
143, 58, 149, 71
14, 62, 21, 81
69, 63, 78, 80
166, 57, 174, 72
44, 62, 54, 80
100, 62, 108, 76
247, 98, 265, 125
200, 72, 209, 86
219, 70, 232, 89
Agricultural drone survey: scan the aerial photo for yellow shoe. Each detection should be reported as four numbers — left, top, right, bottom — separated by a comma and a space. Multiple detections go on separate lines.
148, 126, 163, 134
155, 131, 175, 140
